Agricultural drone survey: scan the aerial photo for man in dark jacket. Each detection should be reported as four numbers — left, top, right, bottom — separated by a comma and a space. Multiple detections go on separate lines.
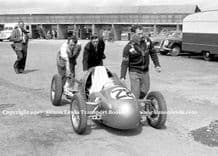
10, 20, 29, 74
97, 36, 106, 65
120, 31, 161, 99
82, 35, 106, 71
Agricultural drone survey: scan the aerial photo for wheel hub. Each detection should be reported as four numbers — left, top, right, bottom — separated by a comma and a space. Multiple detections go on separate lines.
148, 98, 160, 121
206, 52, 210, 57
51, 81, 56, 100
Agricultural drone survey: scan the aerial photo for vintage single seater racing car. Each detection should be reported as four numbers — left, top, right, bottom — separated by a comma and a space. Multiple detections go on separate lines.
50, 66, 167, 134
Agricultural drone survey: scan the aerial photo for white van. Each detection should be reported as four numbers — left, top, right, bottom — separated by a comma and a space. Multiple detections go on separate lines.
0, 23, 17, 41
182, 10, 218, 61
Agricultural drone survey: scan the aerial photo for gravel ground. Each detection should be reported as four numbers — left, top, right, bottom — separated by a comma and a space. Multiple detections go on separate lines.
0, 40, 218, 156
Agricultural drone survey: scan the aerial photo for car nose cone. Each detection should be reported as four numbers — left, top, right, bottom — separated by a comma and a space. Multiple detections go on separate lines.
102, 100, 141, 129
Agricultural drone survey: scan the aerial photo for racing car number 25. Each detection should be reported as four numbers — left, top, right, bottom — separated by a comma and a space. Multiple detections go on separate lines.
111, 87, 135, 100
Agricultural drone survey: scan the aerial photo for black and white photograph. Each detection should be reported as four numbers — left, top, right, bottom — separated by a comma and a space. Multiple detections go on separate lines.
0, 0, 218, 155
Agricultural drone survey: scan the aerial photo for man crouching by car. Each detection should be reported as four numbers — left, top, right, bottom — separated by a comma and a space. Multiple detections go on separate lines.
120, 29, 161, 99
56, 35, 81, 96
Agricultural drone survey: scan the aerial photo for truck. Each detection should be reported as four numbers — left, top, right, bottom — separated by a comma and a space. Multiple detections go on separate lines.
182, 10, 218, 61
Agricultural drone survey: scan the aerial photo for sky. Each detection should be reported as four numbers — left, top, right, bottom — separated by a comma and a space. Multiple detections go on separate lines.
0, 0, 217, 11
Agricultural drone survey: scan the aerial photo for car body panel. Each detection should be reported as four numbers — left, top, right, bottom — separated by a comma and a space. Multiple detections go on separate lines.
159, 31, 182, 52
82, 67, 141, 129
99, 86, 140, 129
0, 23, 17, 41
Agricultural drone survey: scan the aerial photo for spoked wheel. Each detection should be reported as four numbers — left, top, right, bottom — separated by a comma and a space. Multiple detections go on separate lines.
50, 74, 63, 106
70, 93, 87, 134
146, 91, 167, 129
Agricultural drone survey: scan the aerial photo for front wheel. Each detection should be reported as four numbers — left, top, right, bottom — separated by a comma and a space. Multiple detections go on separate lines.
70, 93, 87, 134
170, 46, 181, 56
146, 91, 167, 129
50, 74, 63, 106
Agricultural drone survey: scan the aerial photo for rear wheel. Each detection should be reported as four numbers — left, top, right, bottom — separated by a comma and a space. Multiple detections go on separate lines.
70, 93, 87, 134
203, 51, 213, 61
170, 46, 181, 56
146, 91, 167, 129
50, 74, 63, 106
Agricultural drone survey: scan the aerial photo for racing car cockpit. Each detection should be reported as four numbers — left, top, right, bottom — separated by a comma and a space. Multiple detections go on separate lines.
83, 66, 119, 98
89, 66, 116, 93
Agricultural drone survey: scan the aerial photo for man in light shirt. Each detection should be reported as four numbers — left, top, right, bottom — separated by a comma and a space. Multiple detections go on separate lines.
56, 35, 81, 96
10, 20, 29, 74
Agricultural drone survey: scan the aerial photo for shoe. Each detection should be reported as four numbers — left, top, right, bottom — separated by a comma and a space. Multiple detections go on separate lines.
19, 69, 24, 73
14, 68, 20, 74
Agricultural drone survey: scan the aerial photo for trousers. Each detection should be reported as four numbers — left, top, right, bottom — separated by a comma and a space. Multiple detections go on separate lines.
129, 71, 150, 99
12, 43, 27, 72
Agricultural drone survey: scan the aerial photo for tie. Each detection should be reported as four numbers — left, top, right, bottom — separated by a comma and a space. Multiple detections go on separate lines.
21, 30, 25, 43
22, 32, 26, 43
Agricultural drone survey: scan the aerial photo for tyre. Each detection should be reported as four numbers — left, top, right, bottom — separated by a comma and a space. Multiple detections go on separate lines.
146, 91, 167, 129
160, 51, 168, 55
203, 51, 213, 61
153, 42, 159, 48
50, 74, 63, 106
70, 93, 87, 134
170, 46, 181, 56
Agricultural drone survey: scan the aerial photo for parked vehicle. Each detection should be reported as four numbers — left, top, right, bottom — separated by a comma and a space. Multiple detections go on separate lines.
151, 29, 170, 46
151, 28, 176, 46
0, 23, 17, 41
121, 32, 129, 41
159, 31, 182, 56
182, 10, 218, 61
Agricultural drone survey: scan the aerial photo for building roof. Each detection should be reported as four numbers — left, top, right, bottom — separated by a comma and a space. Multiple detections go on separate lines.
137, 5, 200, 14
0, 5, 200, 15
